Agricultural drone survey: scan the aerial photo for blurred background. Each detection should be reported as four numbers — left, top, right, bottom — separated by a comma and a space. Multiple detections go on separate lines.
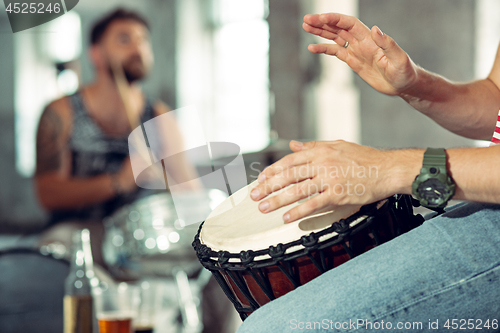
0, 0, 498, 254
1, 0, 499, 331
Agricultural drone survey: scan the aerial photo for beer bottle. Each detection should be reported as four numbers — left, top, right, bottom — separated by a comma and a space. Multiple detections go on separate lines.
64, 229, 95, 333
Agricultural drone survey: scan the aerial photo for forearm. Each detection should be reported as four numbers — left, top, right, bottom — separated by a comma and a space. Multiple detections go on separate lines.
447, 146, 500, 203
388, 145, 500, 204
399, 67, 500, 140
35, 174, 116, 210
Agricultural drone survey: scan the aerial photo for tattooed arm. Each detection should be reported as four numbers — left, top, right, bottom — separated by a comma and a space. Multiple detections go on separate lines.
34, 98, 136, 210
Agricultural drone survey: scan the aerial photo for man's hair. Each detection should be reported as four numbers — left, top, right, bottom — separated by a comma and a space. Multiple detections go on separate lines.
90, 8, 150, 45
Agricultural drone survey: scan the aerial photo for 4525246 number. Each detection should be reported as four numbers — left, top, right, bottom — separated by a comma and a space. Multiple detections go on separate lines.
444, 319, 498, 330
5, 2, 61, 14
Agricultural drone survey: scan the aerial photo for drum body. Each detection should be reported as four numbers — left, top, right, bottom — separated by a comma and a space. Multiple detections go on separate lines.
103, 190, 226, 278
194, 182, 423, 319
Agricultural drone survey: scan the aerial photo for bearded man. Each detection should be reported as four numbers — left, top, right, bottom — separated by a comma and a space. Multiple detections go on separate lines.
34, 8, 197, 263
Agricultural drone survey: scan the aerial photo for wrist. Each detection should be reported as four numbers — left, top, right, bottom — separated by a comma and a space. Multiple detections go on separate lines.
398, 65, 430, 102
389, 57, 419, 95
382, 149, 425, 195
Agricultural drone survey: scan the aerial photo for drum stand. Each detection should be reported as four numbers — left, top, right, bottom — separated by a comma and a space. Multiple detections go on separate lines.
171, 267, 212, 333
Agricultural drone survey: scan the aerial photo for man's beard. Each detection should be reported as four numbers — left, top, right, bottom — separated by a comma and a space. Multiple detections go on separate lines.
108, 55, 150, 83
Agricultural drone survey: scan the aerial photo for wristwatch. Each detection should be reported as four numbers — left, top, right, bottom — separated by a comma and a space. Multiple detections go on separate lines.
412, 148, 455, 211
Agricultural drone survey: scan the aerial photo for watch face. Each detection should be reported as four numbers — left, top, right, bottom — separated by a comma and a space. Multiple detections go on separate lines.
417, 178, 450, 206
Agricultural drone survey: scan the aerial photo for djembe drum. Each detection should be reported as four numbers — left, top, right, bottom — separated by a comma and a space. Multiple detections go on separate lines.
193, 181, 423, 320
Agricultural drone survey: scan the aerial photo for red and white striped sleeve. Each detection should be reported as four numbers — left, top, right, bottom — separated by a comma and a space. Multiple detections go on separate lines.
490, 109, 500, 146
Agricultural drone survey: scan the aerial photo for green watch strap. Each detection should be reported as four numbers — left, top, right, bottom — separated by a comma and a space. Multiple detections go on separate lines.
422, 148, 447, 168
413, 147, 455, 212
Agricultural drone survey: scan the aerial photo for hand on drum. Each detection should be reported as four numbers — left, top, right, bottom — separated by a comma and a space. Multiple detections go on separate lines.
303, 12, 417, 96
251, 140, 419, 223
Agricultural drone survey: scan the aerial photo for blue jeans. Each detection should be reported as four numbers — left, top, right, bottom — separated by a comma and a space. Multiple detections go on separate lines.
237, 202, 500, 332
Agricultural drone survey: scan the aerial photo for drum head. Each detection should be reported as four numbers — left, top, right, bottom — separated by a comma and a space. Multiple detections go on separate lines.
200, 181, 364, 254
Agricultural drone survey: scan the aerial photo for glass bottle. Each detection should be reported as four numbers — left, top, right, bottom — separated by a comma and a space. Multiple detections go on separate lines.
64, 229, 95, 333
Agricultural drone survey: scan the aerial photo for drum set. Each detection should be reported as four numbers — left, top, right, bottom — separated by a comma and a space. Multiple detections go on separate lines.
102, 190, 227, 279
101, 189, 227, 333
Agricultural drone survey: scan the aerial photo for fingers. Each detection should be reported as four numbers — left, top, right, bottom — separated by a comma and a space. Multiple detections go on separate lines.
256, 179, 323, 218
318, 13, 370, 41
251, 163, 315, 201
303, 13, 372, 62
290, 140, 326, 152
253, 140, 345, 203
289, 140, 304, 152
258, 153, 305, 183
302, 22, 347, 46
260, 140, 335, 181
282, 192, 330, 223
307, 43, 349, 61
370, 25, 406, 63
258, 141, 326, 180
304, 13, 370, 42
303, 14, 342, 35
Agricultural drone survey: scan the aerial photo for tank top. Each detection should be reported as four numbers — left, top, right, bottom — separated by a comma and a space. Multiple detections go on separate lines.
49, 91, 156, 225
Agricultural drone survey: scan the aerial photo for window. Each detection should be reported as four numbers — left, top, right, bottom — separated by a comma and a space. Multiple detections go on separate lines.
15, 12, 82, 176
176, 0, 270, 157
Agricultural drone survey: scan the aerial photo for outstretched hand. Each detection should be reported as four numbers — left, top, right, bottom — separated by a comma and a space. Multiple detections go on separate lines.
303, 13, 418, 96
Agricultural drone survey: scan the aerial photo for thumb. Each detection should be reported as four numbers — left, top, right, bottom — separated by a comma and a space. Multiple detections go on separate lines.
290, 140, 303, 152
371, 26, 405, 62
290, 140, 319, 152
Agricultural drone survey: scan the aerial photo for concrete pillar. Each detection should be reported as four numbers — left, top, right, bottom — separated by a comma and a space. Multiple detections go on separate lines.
0, 15, 48, 231
268, 0, 309, 140
358, 0, 478, 149
312, 0, 360, 143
